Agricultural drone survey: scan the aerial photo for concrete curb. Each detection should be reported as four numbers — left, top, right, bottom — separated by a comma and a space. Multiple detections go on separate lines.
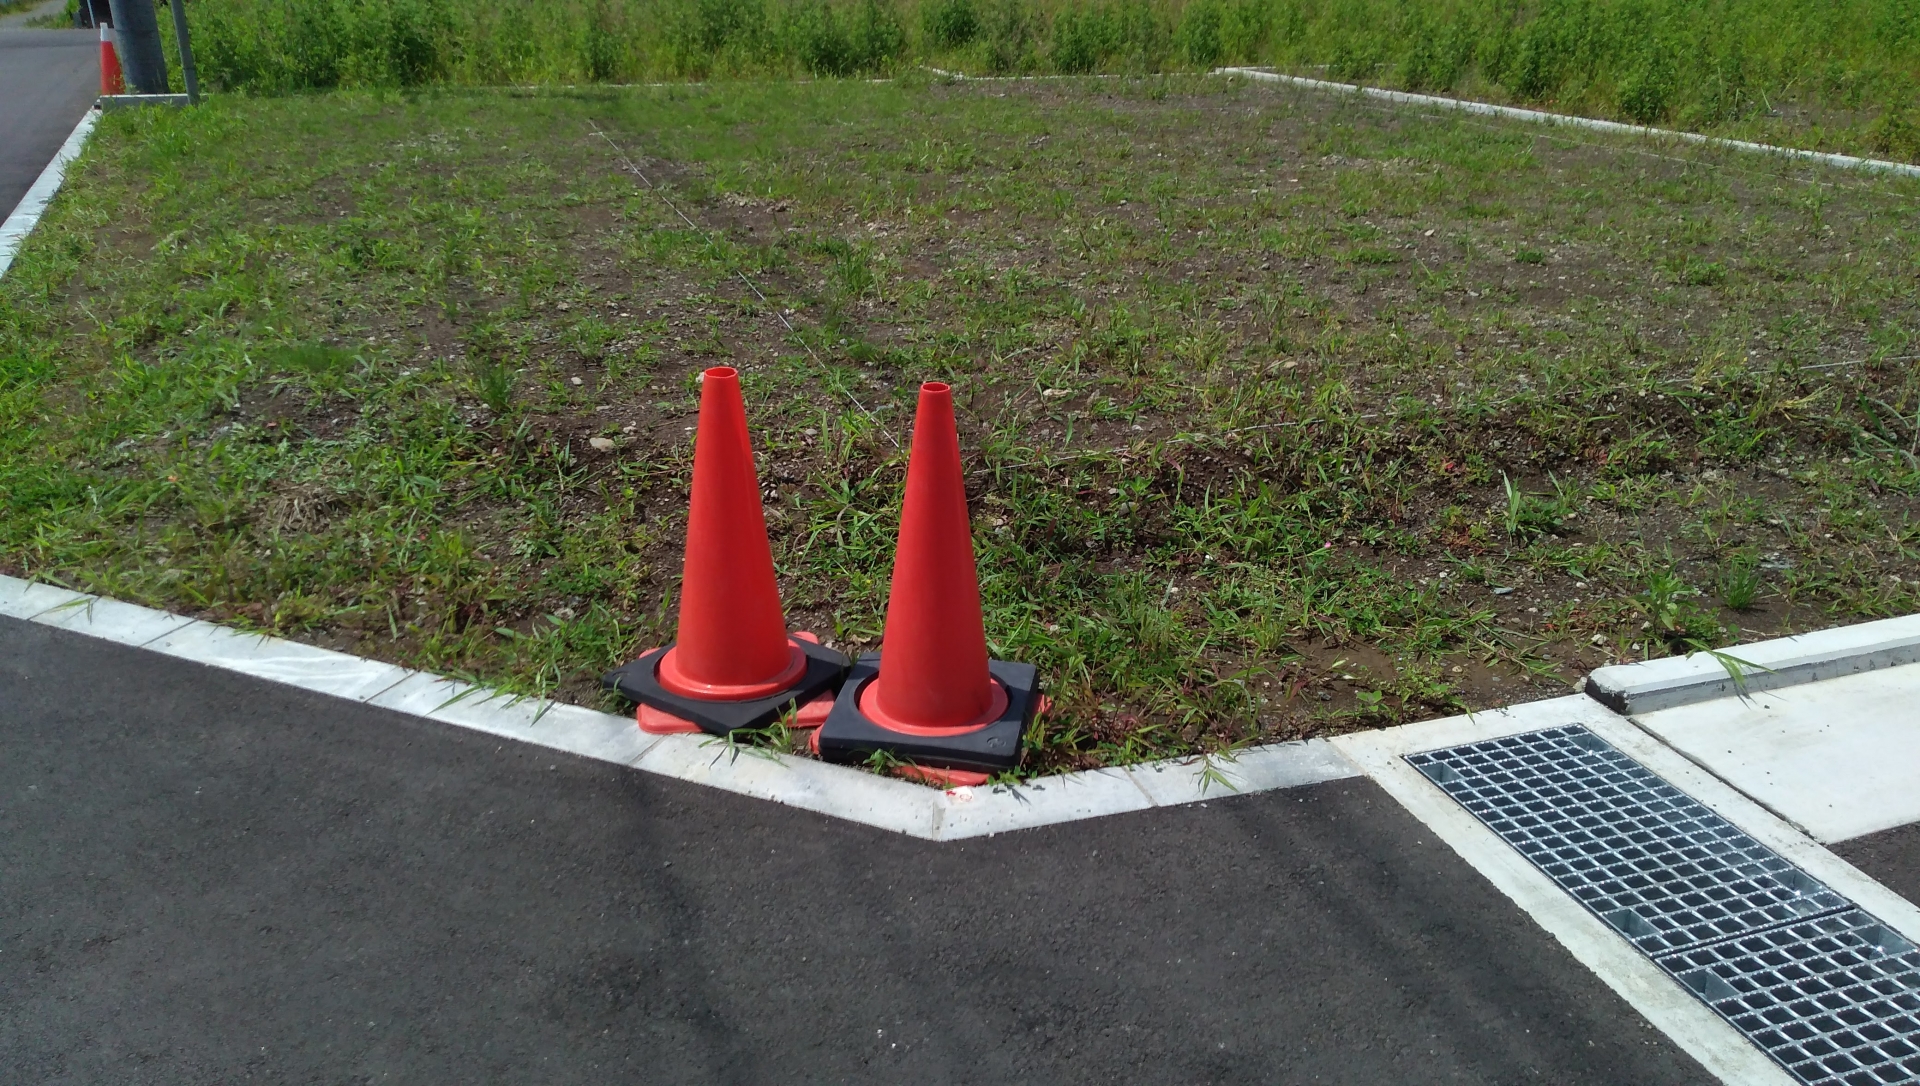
0, 574, 1360, 840
1583, 613, 1920, 714
1215, 67, 1920, 180
0, 104, 96, 279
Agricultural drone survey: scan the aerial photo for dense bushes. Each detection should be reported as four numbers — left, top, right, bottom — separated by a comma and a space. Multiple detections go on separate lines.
177, 0, 1920, 145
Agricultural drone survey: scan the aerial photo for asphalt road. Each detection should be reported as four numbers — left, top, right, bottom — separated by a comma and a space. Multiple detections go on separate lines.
0, 28, 97, 222
1835, 822, 1920, 912
0, 615, 1716, 1085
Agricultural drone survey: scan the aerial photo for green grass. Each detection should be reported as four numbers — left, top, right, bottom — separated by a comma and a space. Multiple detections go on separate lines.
4, 75, 1918, 775
158, 0, 1920, 162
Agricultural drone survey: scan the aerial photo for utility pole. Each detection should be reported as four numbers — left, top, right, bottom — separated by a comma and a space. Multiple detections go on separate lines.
106, 0, 169, 95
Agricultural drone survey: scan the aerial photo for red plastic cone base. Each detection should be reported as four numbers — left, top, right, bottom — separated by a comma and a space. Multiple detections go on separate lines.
626, 634, 840, 736
816, 656, 1040, 775
868, 381, 998, 729
857, 674, 1007, 736
657, 641, 806, 701
665, 365, 797, 695
792, 687, 834, 727
638, 703, 702, 734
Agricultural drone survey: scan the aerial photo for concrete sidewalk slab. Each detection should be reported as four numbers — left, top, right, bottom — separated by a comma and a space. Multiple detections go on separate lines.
0, 615, 1718, 1084
1633, 660, 1920, 843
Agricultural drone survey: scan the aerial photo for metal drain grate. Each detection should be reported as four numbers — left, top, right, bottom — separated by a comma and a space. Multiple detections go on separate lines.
1667, 909, 1920, 1084
1409, 725, 1920, 1086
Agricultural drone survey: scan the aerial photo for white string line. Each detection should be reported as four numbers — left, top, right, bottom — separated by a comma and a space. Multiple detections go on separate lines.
587, 119, 901, 448
1216, 67, 1920, 180
1206, 68, 1920, 215
1379, 101, 1919, 212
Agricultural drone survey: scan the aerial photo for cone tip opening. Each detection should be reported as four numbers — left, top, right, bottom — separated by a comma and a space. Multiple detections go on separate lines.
920, 380, 952, 395
704, 366, 740, 381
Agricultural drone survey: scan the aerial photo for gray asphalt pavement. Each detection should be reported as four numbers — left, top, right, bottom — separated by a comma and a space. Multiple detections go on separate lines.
0, 28, 97, 221
0, 615, 1713, 1084
1836, 822, 1920, 912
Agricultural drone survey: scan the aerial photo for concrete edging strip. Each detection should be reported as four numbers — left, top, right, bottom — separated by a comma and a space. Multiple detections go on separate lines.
0, 574, 1359, 839
1216, 67, 1920, 180
0, 105, 98, 279
1583, 612, 1920, 714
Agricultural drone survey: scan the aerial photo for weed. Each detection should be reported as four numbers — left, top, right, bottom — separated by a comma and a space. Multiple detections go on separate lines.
703, 714, 801, 760
1689, 648, 1775, 701
470, 354, 519, 416
1634, 569, 1723, 652
1719, 557, 1763, 611
1500, 473, 1570, 540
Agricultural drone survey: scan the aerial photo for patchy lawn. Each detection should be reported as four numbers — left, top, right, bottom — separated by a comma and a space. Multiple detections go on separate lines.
4, 73, 1918, 775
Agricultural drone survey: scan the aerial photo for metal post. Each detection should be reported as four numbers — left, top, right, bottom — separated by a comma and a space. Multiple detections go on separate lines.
105, 0, 169, 95
167, 0, 198, 104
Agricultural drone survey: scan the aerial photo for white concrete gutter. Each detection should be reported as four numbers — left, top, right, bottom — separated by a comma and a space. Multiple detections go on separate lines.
0, 573, 1360, 841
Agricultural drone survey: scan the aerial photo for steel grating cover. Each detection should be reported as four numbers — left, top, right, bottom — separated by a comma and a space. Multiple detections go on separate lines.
1408, 725, 1920, 1086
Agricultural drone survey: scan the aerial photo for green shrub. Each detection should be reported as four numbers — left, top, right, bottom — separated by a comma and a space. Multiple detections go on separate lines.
1618, 41, 1678, 123
1869, 103, 1920, 158
981, 0, 1038, 72
173, 0, 1920, 165
922, 0, 979, 48
1174, 0, 1222, 66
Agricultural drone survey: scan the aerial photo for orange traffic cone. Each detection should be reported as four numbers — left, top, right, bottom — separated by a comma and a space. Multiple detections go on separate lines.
99, 26, 124, 96
602, 367, 848, 736
815, 381, 1044, 785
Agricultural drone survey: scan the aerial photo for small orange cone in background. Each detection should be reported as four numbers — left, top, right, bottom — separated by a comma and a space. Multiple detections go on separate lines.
815, 381, 1045, 786
602, 366, 848, 736
99, 26, 124, 96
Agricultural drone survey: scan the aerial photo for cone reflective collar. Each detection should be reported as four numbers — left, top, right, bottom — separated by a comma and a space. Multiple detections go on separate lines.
816, 382, 1042, 780
602, 367, 847, 736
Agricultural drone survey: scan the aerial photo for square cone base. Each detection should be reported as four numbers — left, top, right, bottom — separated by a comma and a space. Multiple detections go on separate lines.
816, 655, 1039, 775
601, 639, 850, 738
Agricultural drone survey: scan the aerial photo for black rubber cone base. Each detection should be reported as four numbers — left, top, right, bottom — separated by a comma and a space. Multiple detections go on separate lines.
815, 655, 1039, 775
601, 639, 850, 738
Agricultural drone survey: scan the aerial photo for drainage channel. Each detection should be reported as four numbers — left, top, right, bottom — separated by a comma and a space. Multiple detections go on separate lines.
1408, 725, 1920, 1086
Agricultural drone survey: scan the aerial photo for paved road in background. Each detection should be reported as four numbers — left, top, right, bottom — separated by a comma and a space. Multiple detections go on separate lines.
0, 616, 1716, 1084
1836, 822, 1920, 909
0, 28, 97, 222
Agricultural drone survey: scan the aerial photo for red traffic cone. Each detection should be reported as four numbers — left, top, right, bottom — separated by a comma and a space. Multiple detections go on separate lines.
815, 381, 1044, 784
602, 367, 847, 736
100, 26, 124, 96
